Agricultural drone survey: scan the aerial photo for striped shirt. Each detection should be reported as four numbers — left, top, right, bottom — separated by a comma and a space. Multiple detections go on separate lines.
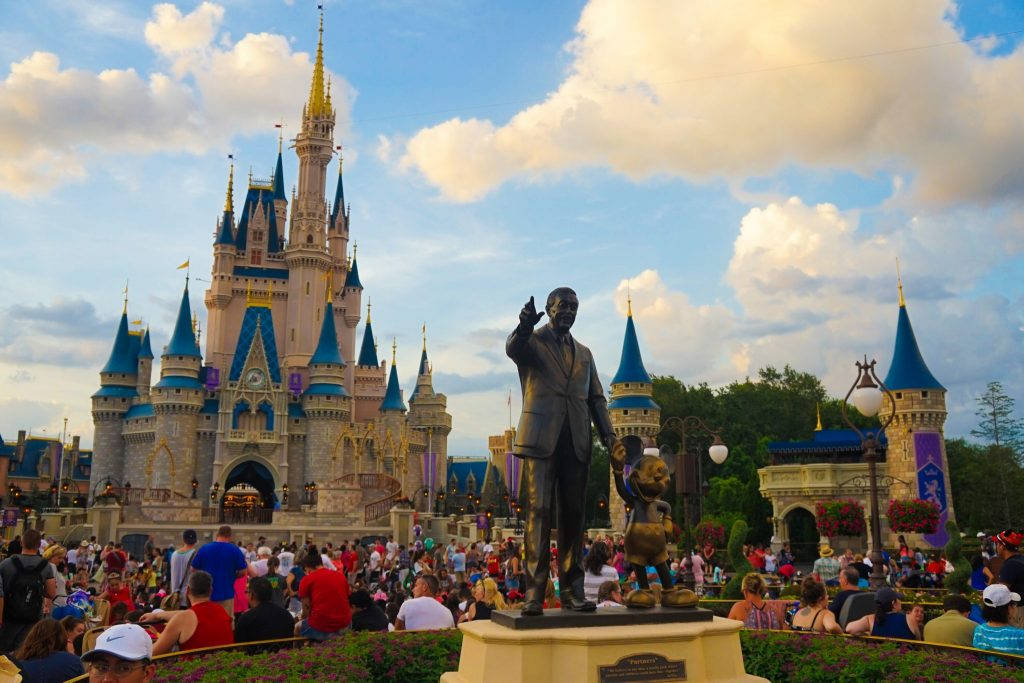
972, 623, 1024, 659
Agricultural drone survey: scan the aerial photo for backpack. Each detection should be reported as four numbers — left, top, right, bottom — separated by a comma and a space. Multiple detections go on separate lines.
6, 557, 47, 622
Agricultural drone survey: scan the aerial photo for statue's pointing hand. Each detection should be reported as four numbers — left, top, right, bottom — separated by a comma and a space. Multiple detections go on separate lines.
519, 296, 544, 329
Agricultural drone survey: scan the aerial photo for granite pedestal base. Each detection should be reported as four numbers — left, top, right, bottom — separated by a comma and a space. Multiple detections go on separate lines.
440, 609, 765, 683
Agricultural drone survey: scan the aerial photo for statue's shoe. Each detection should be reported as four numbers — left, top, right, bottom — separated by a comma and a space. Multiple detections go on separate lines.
521, 599, 543, 616
661, 587, 699, 608
624, 588, 657, 608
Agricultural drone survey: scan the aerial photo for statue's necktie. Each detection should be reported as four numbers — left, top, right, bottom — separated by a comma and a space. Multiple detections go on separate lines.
561, 336, 573, 370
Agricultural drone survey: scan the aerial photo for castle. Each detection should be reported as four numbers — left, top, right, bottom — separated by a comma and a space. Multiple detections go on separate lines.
88, 15, 452, 531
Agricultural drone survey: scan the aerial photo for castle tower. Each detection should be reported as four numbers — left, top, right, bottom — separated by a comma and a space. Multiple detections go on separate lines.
89, 304, 138, 498
379, 340, 407, 479
607, 299, 661, 531
272, 132, 288, 232
339, 244, 362, 391
353, 302, 386, 421
302, 280, 351, 489
284, 13, 334, 372
407, 327, 452, 509
147, 282, 204, 496
136, 327, 154, 403
206, 162, 237, 366
881, 274, 953, 547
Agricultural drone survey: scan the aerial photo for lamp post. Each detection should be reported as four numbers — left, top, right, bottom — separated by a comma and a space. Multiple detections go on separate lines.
839, 356, 896, 590
191, 478, 199, 499
658, 416, 728, 590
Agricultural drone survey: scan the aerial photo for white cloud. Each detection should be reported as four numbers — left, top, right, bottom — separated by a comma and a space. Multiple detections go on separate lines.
397, 0, 1024, 204
0, 2, 353, 197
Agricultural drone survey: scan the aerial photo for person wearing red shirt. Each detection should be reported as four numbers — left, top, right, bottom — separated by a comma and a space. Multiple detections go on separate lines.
97, 572, 135, 621
142, 570, 234, 655
296, 550, 351, 640
748, 547, 766, 572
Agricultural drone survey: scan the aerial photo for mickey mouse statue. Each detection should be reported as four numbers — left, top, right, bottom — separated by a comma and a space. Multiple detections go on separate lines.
610, 439, 699, 609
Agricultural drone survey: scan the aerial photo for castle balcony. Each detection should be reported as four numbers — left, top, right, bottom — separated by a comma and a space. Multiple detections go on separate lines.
226, 429, 279, 444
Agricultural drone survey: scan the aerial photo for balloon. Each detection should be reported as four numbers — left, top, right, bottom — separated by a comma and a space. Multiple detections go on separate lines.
424, 537, 435, 550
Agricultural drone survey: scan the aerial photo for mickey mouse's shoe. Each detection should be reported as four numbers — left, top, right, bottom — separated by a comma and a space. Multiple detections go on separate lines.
661, 587, 699, 608
624, 588, 657, 608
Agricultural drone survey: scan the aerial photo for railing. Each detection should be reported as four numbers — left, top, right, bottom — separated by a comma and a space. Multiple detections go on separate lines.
218, 507, 274, 525
226, 430, 277, 443
124, 488, 173, 504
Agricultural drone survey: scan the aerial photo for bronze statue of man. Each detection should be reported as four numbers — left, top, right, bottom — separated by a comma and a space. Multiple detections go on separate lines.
507, 287, 617, 616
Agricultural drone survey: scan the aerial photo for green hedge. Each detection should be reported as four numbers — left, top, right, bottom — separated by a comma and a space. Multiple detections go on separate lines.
150, 627, 1022, 682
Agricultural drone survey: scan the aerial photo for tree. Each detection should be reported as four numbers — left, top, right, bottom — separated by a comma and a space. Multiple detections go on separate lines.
946, 438, 1024, 532
971, 381, 1024, 458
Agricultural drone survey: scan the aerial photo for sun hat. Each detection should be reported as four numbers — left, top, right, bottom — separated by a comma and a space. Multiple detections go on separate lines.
81, 623, 153, 662
818, 545, 834, 558
983, 583, 1022, 608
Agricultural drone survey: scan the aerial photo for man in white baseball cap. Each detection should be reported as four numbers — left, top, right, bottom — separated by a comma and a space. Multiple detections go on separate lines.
81, 623, 155, 682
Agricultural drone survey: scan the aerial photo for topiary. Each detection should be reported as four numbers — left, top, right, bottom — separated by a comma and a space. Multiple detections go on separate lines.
944, 519, 972, 594
721, 520, 753, 600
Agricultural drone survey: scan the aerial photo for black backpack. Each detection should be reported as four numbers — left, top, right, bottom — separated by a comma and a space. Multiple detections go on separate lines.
5, 557, 46, 622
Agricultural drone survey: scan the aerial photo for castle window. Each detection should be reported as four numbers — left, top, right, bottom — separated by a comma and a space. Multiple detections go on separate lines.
643, 410, 649, 415
251, 249, 262, 265
895, 392, 903, 400
290, 329, 295, 342
306, 282, 310, 295
306, 234, 313, 244
921, 391, 929, 398
623, 409, 629, 415
175, 389, 181, 394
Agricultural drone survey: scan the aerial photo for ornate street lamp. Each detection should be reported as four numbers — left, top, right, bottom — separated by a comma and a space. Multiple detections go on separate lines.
191, 478, 199, 499
839, 356, 896, 590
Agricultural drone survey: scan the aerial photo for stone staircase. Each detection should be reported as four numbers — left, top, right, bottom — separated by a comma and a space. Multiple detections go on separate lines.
336, 472, 403, 524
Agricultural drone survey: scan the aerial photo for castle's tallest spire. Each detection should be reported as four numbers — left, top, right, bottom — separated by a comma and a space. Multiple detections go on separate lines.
306, 12, 328, 118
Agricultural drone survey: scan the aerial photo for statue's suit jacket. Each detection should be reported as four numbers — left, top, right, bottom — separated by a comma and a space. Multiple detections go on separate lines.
506, 323, 615, 462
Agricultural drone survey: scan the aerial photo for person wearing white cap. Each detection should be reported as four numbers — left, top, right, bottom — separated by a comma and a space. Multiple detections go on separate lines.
973, 583, 1024, 659
81, 623, 155, 682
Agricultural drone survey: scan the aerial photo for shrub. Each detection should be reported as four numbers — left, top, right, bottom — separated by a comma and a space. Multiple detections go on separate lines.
815, 499, 866, 537
694, 520, 726, 548
721, 520, 753, 600
888, 498, 941, 534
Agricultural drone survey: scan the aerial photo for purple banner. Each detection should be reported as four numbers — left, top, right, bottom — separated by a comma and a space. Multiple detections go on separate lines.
1, 508, 18, 527
288, 372, 303, 396
205, 366, 220, 391
914, 432, 949, 547
508, 454, 522, 500
422, 452, 437, 492
476, 514, 488, 529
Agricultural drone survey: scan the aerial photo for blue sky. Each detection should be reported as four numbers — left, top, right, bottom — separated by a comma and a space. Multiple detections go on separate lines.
1, 0, 1022, 456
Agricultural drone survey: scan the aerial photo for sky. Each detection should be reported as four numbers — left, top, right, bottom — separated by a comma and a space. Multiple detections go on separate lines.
1, 0, 1022, 457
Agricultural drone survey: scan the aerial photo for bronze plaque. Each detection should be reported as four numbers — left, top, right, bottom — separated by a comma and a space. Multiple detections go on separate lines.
598, 653, 686, 682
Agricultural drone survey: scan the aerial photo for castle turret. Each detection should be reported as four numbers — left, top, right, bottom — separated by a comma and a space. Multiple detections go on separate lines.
136, 327, 154, 403
207, 162, 237, 366
272, 132, 288, 234
90, 304, 138, 499
145, 282, 203, 496
408, 326, 452, 509
353, 302, 386, 421
339, 244, 362, 390
881, 274, 952, 547
380, 341, 406, 415
303, 281, 350, 490
607, 298, 661, 531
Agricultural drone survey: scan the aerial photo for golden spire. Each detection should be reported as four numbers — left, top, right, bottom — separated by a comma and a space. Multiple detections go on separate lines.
422, 323, 427, 351
815, 403, 823, 431
191, 312, 198, 335
306, 11, 327, 117
325, 269, 334, 304
366, 298, 372, 324
326, 76, 332, 111
896, 257, 905, 307
626, 280, 633, 317
122, 279, 129, 314
276, 123, 284, 153
392, 337, 397, 365
224, 160, 234, 213
337, 144, 344, 174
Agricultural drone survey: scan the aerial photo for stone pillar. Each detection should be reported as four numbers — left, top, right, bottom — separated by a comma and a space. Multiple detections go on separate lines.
390, 506, 415, 545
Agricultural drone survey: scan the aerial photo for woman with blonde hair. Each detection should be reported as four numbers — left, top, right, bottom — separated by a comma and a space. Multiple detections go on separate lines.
43, 545, 69, 613
460, 577, 507, 622
726, 572, 786, 630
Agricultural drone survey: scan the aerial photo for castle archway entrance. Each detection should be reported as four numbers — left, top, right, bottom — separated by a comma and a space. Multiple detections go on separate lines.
220, 460, 277, 524
785, 506, 820, 563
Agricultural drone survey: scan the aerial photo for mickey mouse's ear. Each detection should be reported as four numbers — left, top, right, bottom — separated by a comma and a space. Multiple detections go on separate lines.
659, 444, 676, 475
622, 435, 645, 467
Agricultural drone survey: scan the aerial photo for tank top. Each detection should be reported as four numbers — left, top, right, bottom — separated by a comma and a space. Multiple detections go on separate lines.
871, 611, 916, 640
742, 600, 782, 630
472, 603, 493, 621
180, 601, 234, 651
790, 609, 824, 632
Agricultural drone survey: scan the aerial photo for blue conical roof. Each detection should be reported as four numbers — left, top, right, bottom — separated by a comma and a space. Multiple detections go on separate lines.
165, 285, 200, 357
101, 312, 138, 374
344, 257, 362, 288
417, 348, 428, 376
380, 361, 406, 413
331, 165, 345, 227
357, 321, 378, 366
310, 301, 344, 365
138, 328, 154, 360
611, 313, 651, 384
215, 209, 234, 244
273, 151, 286, 201
883, 304, 944, 391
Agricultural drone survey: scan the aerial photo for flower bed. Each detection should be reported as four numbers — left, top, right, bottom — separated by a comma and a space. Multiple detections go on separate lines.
152, 630, 462, 683
147, 626, 1022, 682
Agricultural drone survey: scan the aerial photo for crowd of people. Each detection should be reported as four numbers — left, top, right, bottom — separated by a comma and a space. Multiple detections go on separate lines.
727, 528, 1024, 664
0, 524, 1021, 680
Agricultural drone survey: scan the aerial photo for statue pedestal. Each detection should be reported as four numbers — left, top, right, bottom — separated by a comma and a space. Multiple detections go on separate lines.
441, 608, 764, 683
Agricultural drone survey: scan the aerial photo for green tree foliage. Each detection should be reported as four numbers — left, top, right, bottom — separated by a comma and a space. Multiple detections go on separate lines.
943, 520, 971, 594
584, 431, 610, 528
946, 438, 1024, 532
971, 381, 1024, 459
722, 519, 753, 599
